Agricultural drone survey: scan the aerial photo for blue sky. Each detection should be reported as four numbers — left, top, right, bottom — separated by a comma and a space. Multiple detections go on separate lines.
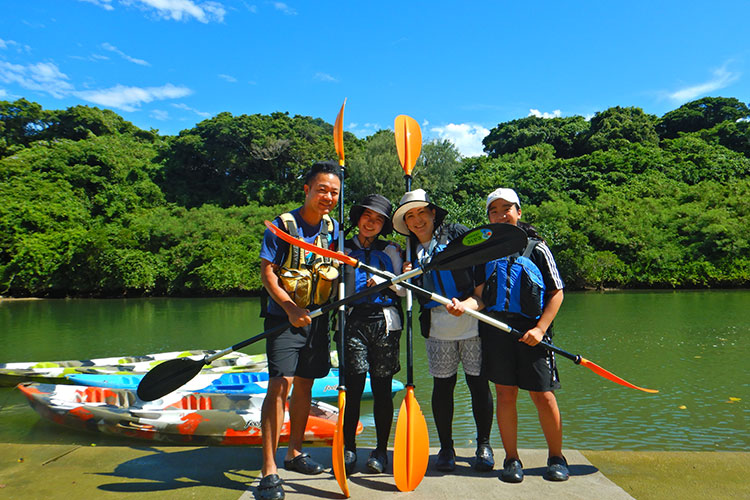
2, 1, 748, 157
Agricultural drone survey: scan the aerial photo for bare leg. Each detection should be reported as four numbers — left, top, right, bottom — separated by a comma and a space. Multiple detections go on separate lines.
261, 376, 292, 477
495, 384, 519, 461
529, 390, 563, 458
285, 376, 314, 461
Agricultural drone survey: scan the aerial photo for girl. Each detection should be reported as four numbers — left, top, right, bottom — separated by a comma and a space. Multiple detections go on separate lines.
393, 189, 494, 473
341, 194, 404, 474
447, 187, 568, 483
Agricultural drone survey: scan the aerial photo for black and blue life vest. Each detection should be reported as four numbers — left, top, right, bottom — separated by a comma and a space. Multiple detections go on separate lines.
344, 238, 397, 307
482, 239, 545, 320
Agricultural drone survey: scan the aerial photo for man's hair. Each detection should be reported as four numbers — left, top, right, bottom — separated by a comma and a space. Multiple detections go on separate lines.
305, 160, 341, 185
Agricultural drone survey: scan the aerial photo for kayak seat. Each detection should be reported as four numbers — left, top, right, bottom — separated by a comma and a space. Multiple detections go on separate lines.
175, 394, 214, 410
75, 386, 134, 407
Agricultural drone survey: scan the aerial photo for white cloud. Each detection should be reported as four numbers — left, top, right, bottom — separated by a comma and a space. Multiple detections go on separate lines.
0, 88, 7, 98
348, 122, 381, 137
172, 102, 212, 117
667, 63, 740, 103
529, 108, 562, 119
314, 72, 338, 83
150, 109, 170, 120
75, 83, 192, 111
123, 0, 226, 23
431, 123, 490, 158
273, 2, 297, 15
0, 61, 74, 98
218, 73, 237, 83
101, 42, 150, 66
79, 0, 115, 10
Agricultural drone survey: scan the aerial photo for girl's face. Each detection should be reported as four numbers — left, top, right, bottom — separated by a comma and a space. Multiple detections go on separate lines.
357, 208, 385, 240
488, 199, 521, 226
404, 205, 436, 243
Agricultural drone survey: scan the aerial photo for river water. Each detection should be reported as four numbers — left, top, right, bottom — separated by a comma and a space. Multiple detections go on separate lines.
1, 291, 748, 452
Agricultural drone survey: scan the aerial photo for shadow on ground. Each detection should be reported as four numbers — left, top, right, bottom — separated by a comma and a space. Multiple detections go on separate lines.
94, 446, 262, 494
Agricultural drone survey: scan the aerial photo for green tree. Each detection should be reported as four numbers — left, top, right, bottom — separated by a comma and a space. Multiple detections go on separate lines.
657, 97, 750, 139
482, 115, 588, 158
578, 106, 659, 153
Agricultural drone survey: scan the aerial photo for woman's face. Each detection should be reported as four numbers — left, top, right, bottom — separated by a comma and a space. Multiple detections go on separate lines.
404, 205, 436, 243
488, 199, 521, 226
357, 208, 385, 239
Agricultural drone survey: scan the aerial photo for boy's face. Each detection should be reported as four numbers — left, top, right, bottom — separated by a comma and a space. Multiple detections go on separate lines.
488, 199, 521, 226
304, 173, 340, 217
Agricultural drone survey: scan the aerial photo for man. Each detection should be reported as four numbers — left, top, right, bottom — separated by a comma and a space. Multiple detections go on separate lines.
257, 161, 341, 500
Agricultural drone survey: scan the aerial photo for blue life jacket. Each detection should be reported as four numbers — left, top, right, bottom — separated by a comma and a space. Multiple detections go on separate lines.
482, 240, 545, 320
344, 238, 397, 307
412, 224, 474, 310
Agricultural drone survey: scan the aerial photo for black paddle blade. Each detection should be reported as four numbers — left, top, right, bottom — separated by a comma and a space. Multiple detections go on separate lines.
430, 223, 527, 271
136, 357, 206, 401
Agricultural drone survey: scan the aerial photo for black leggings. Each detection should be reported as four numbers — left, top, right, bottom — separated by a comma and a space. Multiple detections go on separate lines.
343, 372, 395, 452
432, 373, 493, 449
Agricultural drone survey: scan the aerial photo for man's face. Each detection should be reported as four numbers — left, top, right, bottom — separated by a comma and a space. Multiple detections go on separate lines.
488, 199, 521, 226
304, 172, 340, 216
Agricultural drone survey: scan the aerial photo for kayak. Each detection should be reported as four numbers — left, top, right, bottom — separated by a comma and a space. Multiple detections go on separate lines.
0, 350, 269, 387
17, 382, 363, 445
66, 369, 406, 400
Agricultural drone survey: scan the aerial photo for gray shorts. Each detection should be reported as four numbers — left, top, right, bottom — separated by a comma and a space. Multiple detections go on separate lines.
425, 336, 483, 378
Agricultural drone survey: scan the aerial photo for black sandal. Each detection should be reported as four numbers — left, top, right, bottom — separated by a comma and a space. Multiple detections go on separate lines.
283, 453, 324, 475
257, 474, 284, 500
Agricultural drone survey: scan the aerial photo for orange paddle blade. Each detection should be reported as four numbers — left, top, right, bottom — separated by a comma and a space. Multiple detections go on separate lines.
393, 386, 429, 492
579, 357, 659, 393
334, 98, 346, 166
331, 390, 350, 497
394, 115, 422, 176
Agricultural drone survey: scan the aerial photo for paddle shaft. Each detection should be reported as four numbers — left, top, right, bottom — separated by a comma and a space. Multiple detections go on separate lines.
354, 262, 581, 363
203, 265, 427, 367
338, 148, 346, 391
404, 175, 416, 386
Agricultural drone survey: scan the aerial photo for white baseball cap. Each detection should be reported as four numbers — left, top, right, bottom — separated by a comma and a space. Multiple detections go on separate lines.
486, 188, 521, 212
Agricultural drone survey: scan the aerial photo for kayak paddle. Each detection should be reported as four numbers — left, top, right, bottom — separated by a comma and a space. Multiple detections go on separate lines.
270, 223, 659, 394
331, 98, 349, 498
392, 114, 428, 492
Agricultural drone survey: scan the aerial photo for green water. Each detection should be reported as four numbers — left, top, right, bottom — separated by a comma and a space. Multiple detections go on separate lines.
1, 291, 748, 451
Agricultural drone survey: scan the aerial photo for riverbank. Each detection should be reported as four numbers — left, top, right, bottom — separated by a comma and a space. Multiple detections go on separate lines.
1, 444, 748, 500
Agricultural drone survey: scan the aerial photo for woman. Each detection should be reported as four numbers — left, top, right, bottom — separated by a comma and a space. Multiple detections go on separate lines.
447, 187, 568, 483
393, 189, 494, 473
341, 194, 405, 474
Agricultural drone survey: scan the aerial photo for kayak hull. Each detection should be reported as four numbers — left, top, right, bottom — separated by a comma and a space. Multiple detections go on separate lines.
17, 382, 363, 446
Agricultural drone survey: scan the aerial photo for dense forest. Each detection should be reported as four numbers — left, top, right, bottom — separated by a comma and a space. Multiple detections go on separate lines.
1, 96, 749, 297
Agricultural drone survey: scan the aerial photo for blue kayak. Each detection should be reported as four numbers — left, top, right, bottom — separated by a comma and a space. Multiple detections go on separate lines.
66, 369, 405, 400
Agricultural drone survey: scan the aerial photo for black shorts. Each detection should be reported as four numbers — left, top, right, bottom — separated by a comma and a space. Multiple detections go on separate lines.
264, 314, 331, 379
341, 306, 401, 378
479, 314, 560, 392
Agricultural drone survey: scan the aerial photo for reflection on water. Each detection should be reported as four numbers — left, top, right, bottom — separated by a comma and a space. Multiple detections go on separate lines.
1, 291, 748, 451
